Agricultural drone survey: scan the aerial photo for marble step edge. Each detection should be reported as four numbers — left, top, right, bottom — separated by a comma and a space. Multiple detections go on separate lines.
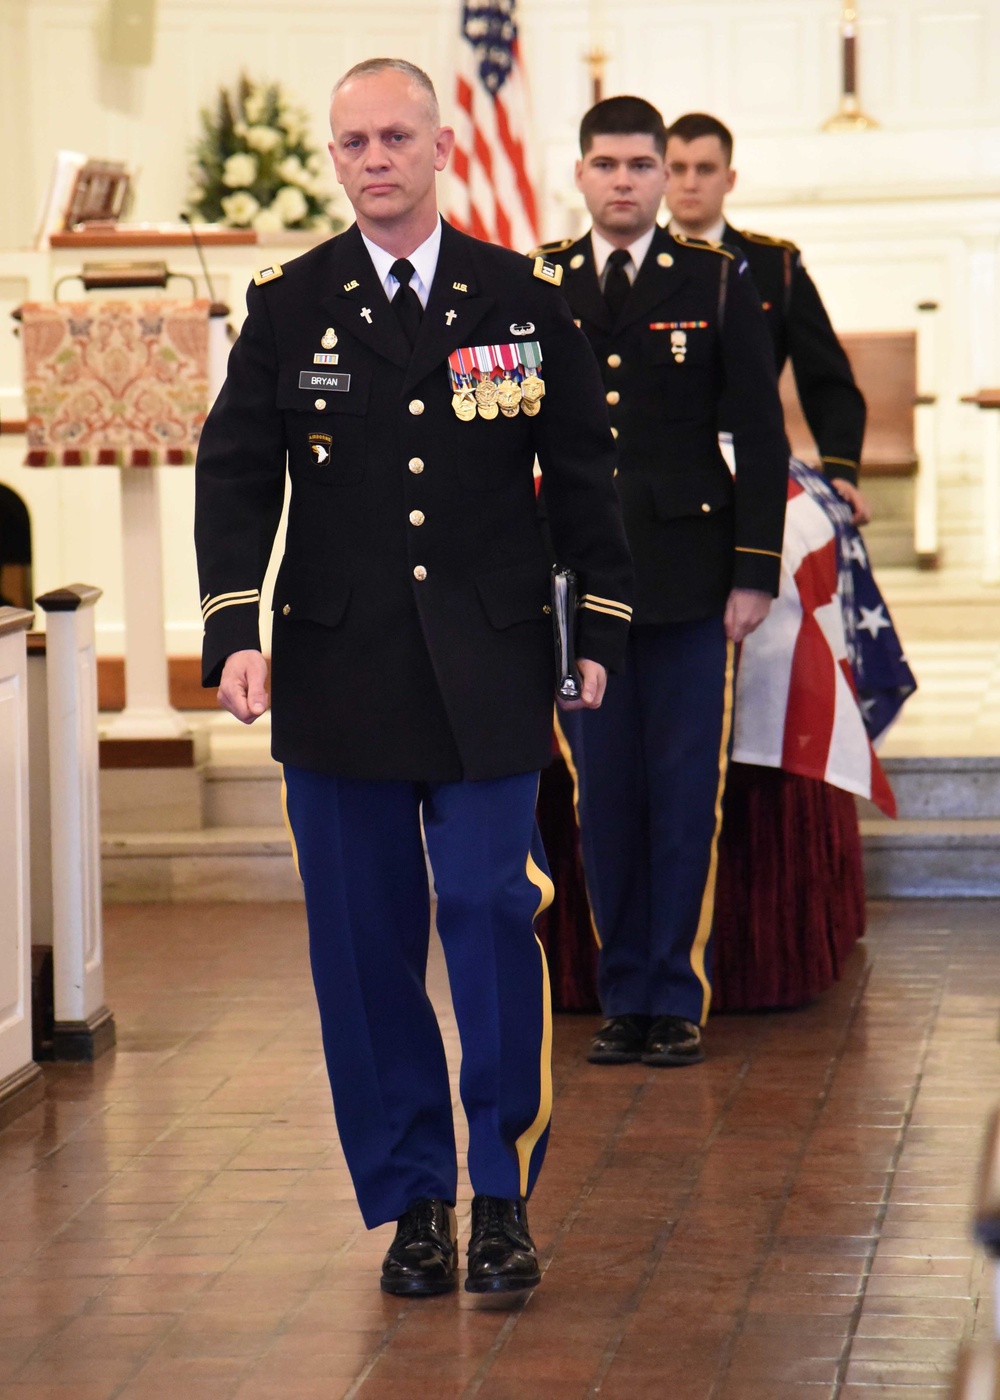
102, 826, 292, 857
860, 818, 1000, 846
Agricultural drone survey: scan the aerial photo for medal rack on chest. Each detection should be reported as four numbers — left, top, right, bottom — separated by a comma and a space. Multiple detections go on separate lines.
447, 343, 545, 421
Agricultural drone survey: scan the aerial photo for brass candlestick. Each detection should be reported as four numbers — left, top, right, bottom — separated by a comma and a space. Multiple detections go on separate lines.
823, 2, 879, 131
584, 46, 608, 106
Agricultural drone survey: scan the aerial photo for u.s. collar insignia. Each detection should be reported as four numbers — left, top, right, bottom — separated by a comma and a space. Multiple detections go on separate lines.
532, 256, 563, 286
510, 322, 535, 336
452, 281, 468, 293
309, 433, 332, 464
343, 279, 360, 292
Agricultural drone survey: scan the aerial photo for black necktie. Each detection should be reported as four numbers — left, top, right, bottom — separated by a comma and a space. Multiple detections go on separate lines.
390, 258, 423, 346
603, 248, 632, 321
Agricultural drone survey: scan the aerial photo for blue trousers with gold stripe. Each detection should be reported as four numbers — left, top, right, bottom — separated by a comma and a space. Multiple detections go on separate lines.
560, 618, 734, 1027
282, 766, 554, 1229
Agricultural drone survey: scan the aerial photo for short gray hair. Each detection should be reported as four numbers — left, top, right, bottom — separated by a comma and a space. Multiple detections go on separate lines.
331, 59, 439, 125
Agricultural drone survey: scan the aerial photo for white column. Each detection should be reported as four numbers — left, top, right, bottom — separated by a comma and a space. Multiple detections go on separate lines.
36, 586, 114, 1059
0, 608, 43, 1121
101, 469, 190, 739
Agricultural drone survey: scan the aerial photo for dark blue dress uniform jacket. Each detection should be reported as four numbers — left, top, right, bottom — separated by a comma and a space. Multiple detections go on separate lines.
536, 226, 789, 625
723, 223, 866, 485
195, 220, 633, 783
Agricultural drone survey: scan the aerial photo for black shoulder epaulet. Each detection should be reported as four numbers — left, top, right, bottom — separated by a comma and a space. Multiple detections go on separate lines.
528, 237, 573, 260
737, 229, 799, 254
669, 233, 734, 261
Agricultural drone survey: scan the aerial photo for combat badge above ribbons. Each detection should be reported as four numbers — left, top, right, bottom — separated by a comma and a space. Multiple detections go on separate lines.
447, 341, 545, 421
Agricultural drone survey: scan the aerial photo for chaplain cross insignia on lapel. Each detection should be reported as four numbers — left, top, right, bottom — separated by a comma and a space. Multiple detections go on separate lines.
360, 307, 372, 324
445, 310, 458, 326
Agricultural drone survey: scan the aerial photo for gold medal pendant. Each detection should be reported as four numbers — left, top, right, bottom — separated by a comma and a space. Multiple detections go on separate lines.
496, 376, 522, 417
452, 390, 476, 422
521, 373, 545, 404
477, 401, 499, 420
475, 376, 499, 408
521, 397, 541, 417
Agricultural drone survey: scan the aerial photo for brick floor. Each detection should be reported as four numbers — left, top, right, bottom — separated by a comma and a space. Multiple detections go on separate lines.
0, 899, 996, 1398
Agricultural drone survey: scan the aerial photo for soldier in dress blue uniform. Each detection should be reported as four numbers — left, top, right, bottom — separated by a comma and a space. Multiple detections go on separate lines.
194, 59, 632, 1298
534, 96, 789, 1069
664, 111, 869, 521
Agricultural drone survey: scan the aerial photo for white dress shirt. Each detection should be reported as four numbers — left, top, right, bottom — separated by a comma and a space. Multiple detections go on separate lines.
361, 217, 442, 309
667, 216, 727, 246
590, 224, 658, 288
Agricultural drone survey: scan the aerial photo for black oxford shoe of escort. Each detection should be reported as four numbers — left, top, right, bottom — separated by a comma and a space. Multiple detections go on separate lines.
587, 1013, 652, 1064
380, 1198, 458, 1296
465, 1195, 541, 1294
642, 1015, 705, 1067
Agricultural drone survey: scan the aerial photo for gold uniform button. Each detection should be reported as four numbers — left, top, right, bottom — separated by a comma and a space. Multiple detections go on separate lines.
607, 354, 622, 369
409, 510, 425, 527
413, 565, 427, 581
543, 604, 552, 615
408, 399, 425, 416
409, 457, 424, 474
611, 426, 619, 439
282, 604, 291, 616
701, 502, 712, 513
314, 398, 327, 410
606, 390, 620, 406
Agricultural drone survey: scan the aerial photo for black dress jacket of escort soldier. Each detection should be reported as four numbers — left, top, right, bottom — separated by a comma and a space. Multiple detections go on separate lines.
535, 226, 788, 626
722, 223, 866, 486
195, 220, 633, 784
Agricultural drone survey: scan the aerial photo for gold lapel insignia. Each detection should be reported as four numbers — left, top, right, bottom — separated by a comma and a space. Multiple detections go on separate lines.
452, 281, 468, 293
253, 264, 283, 286
532, 256, 564, 286
343, 279, 360, 292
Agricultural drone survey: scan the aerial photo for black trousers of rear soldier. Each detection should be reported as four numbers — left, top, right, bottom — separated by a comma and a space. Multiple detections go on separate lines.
560, 617, 735, 1027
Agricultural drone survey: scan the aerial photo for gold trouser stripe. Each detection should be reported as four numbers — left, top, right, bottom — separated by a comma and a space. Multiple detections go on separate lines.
514, 806, 555, 1198
514, 935, 553, 1197
581, 600, 632, 621
553, 712, 602, 950
279, 771, 302, 883
202, 594, 261, 624
734, 546, 781, 559
688, 639, 735, 1026
581, 593, 633, 615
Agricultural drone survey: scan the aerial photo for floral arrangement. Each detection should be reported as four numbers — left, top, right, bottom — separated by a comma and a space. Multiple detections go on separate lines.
187, 74, 341, 234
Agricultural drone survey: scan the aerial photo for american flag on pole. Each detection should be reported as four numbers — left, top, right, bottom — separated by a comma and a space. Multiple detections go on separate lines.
448, 0, 540, 251
732, 462, 899, 817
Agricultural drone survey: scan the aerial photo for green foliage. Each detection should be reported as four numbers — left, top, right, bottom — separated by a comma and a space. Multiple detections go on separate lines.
187, 73, 341, 233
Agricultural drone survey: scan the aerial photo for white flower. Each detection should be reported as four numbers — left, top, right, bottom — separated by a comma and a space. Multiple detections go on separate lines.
222, 152, 258, 188
252, 204, 285, 232
234, 122, 248, 138
245, 124, 282, 154
306, 153, 323, 174
277, 154, 306, 184
280, 112, 307, 144
244, 89, 266, 124
310, 213, 335, 232
220, 190, 261, 225
273, 184, 309, 224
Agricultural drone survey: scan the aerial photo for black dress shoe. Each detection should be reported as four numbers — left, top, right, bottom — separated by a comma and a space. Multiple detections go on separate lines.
642, 1015, 705, 1067
465, 1195, 541, 1293
380, 1198, 458, 1296
587, 1013, 652, 1064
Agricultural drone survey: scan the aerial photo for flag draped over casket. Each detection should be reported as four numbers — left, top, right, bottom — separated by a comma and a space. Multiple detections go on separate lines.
21, 299, 210, 467
732, 462, 910, 817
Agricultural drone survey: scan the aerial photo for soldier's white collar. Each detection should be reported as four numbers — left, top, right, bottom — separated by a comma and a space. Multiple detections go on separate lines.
361, 216, 442, 310
667, 216, 727, 246
590, 225, 657, 284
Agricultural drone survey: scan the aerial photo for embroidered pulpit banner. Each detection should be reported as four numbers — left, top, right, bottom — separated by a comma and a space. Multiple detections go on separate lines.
21, 299, 210, 467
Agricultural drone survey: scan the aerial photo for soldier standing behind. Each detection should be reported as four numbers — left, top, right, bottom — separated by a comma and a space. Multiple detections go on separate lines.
535, 96, 788, 1068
